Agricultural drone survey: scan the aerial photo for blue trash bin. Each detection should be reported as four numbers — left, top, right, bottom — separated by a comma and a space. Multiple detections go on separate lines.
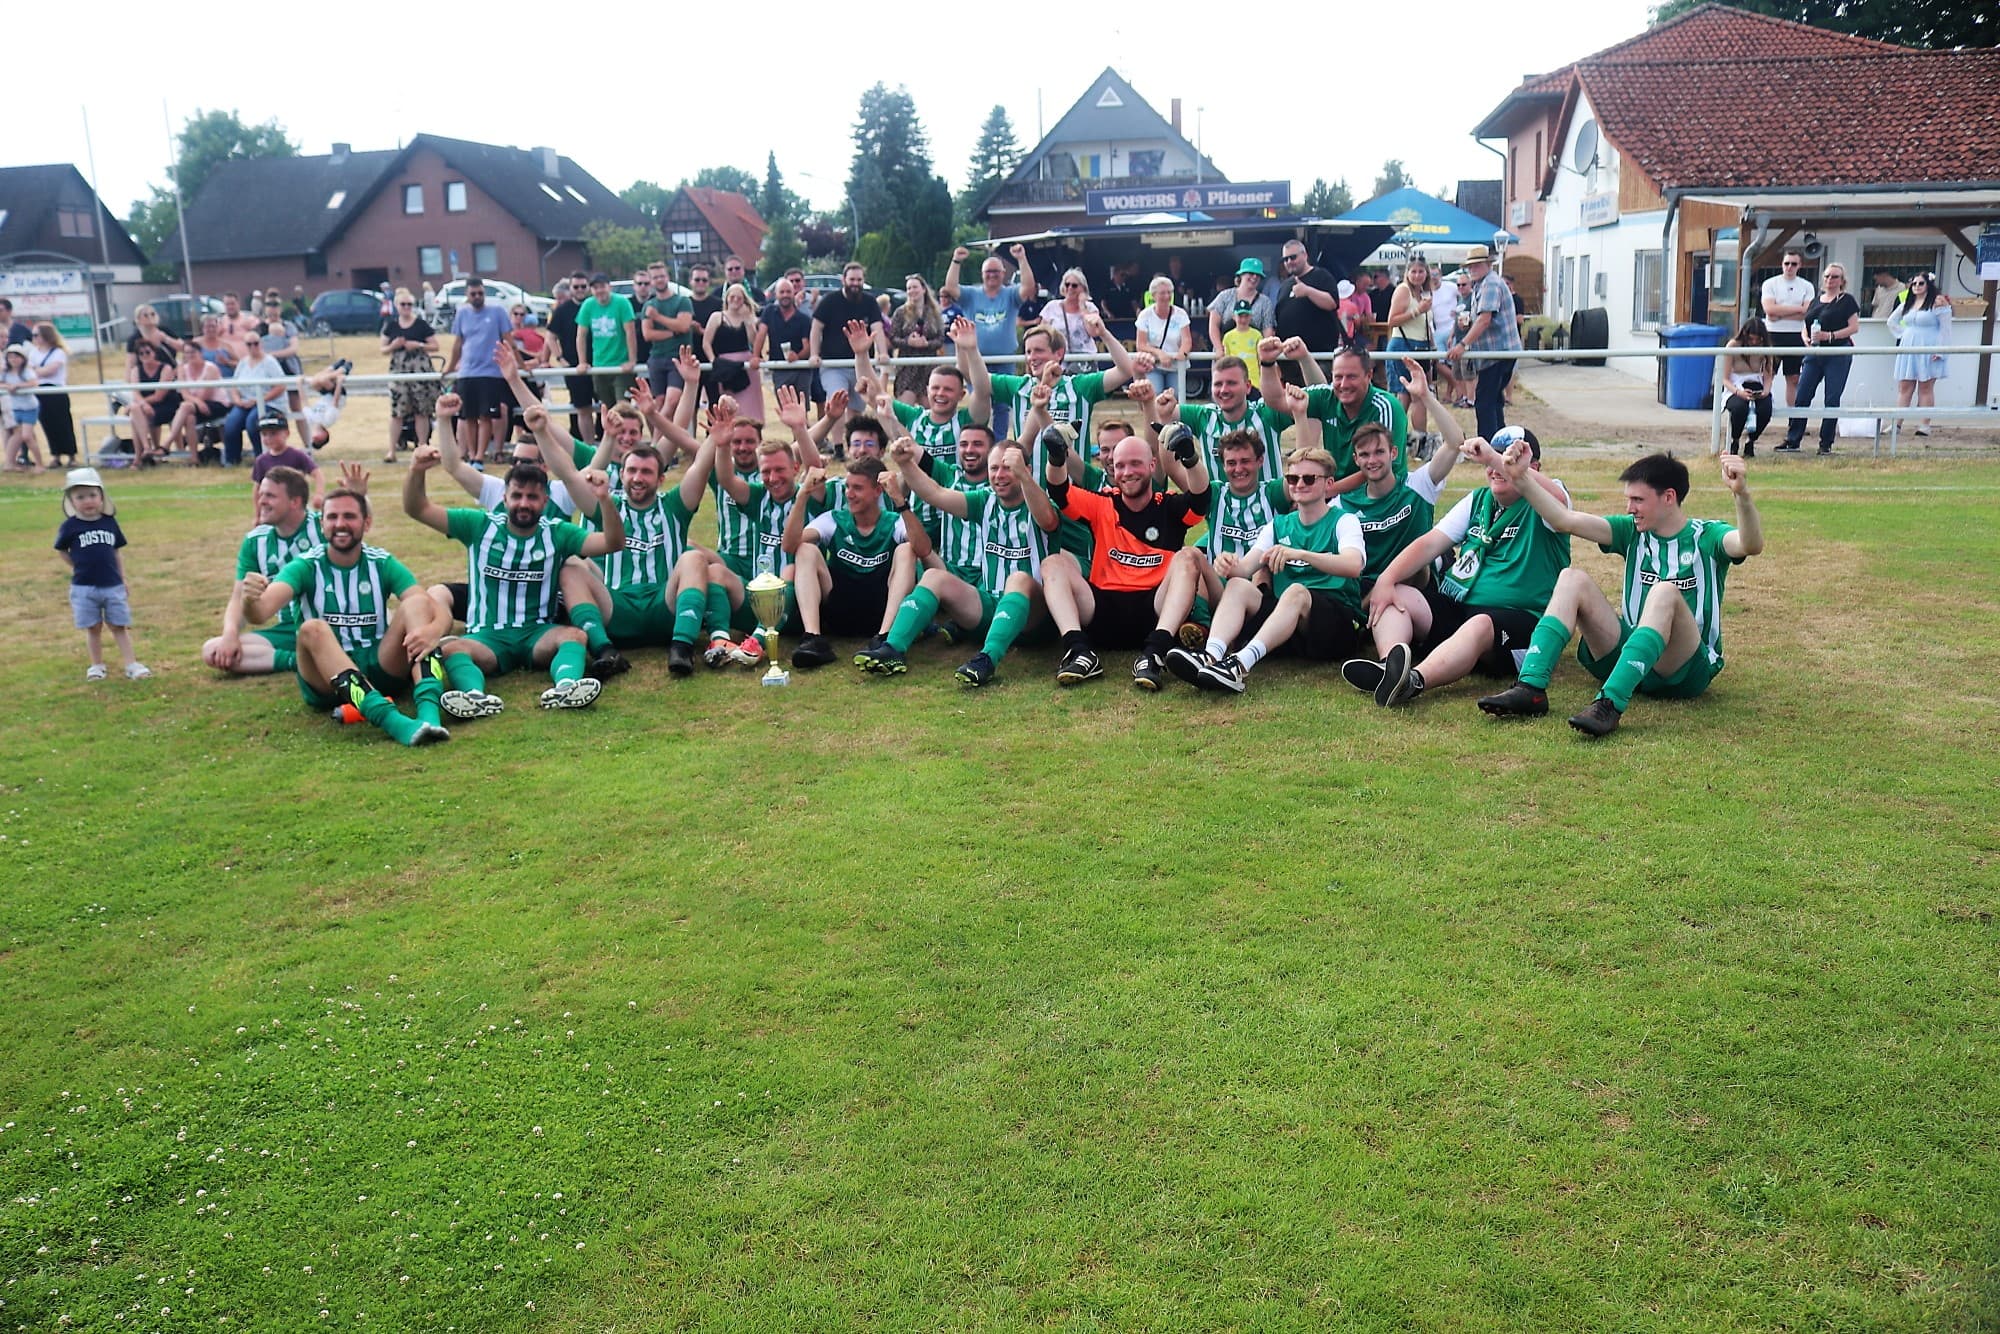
1661, 323, 1731, 410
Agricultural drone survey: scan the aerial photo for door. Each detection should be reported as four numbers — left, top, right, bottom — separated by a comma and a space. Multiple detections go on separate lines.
351, 266, 390, 292
1690, 254, 1710, 325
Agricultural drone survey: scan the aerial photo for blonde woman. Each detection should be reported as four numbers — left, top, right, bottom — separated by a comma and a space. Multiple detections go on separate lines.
380, 287, 440, 462
1135, 276, 1191, 394
1038, 267, 1101, 356
1779, 263, 1861, 454
704, 282, 765, 421
888, 274, 944, 403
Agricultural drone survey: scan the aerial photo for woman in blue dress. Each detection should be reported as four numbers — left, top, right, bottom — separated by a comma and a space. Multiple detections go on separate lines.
1889, 272, 1952, 437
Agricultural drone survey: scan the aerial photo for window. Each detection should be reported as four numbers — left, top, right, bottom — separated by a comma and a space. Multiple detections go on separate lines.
1129, 150, 1164, 177
1860, 244, 1945, 287
57, 208, 94, 238
418, 246, 444, 277
1552, 247, 1566, 316
1534, 130, 1544, 180
1508, 147, 1518, 203
326, 190, 346, 209
305, 252, 328, 278
670, 230, 703, 255
539, 183, 562, 202
1633, 249, 1664, 328
473, 243, 498, 274
564, 185, 588, 204
404, 184, 424, 214
445, 181, 467, 212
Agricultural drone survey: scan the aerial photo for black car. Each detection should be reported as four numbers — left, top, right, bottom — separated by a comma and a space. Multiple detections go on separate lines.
308, 289, 386, 335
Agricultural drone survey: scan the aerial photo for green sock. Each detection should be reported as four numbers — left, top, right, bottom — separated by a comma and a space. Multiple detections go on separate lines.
706, 585, 734, 636
551, 639, 586, 685
673, 587, 707, 645
357, 688, 423, 744
412, 654, 444, 727
887, 586, 940, 653
982, 591, 1032, 663
272, 649, 296, 672
1600, 625, 1665, 711
569, 602, 612, 654
1518, 613, 1574, 689
443, 652, 484, 694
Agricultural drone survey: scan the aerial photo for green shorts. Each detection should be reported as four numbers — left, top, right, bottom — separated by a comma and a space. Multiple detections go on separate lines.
1579, 623, 1720, 700
297, 645, 403, 710
609, 586, 675, 646
253, 622, 298, 657
455, 623, 564, 675
592, 371, 636, 407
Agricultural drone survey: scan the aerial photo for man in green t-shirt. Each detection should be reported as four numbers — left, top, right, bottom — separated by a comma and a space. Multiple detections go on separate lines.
202, 465, 325, 676
241, 485, 451, 746
575, 272, 637, 409
1337, 359, 1468, 589
781, 458, 931, 669
1347, 427, 1572, 709
1476, 450, 1764, 737
402, 447, 625, 714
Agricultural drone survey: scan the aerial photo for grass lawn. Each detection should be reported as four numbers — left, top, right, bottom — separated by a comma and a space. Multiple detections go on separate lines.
2, 375, 1997, 1328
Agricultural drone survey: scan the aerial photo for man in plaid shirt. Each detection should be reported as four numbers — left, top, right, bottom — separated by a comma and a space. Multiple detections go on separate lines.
1444, 246, 1522, 440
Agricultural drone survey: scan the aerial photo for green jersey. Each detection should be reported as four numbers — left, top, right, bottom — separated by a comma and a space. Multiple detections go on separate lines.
1435, 484, 1572, 610
1337, 466, 1449, 579
592, 487, 694, 593
962, 488, 1049, 590
1203, 479, 1289, 559
1601, 514, 1742, 670
709, 466, 759, 566
890, 399, 975, 466
578, 294, 636, 367
238, 514, 326, 629
804, 507, 907, 580
739, 481, 828, 580
1177, 400, 1289, 486
569, 439, 619, 492
992, 370, 1109, 473
641, 293, 693, 362
272, 544, 418, 655
917, 455, 986, 582
1251, 507, 1367, 605
1303, 384, 1408, 479
444, 507, 591, 632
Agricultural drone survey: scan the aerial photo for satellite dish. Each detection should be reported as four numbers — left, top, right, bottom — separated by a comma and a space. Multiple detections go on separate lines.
1572, 120, 1600, 174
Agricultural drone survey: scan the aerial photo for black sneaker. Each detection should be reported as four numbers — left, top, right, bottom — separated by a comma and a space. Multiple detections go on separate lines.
792, 633, 837, 669
1383, 666, 1424, 709
935, 619, 970, 646
1374, 642, 1413, 708
1340, 657, 1385, 694
858, 643, 908, 675
1816, 446, 1833, 456
1132, 652, 1166, 691
853, 634, 890, 668
1163, 645, 1209, 687
331, 358, 354, 375
667, 641, 696, 677
954, 652, 996, 687
1568, 696, 1623, 737
1477, 681, 1549, 717
590, 646, 631, 678
1194, 653, 1247, 694
1774, 441, 1801, 452
1055, 645, 1103, 685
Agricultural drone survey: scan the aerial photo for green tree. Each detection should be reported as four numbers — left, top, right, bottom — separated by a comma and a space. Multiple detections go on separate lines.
1649, 0, 1983, 46
758, 154, 808, 284
1301, 177, 1354, 217
965, 105, 1022, 192
127, 109, 297, 280
1370, 160, 1411, 201
681, 165, 760, 198
847, 84, 954, 279
620, 180, 672, 220
760, 153, 806, 226
582, 220, 659, 279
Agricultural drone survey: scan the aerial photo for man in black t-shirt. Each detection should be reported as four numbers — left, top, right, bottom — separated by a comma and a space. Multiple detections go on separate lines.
720, 254, 764, 305
760, 277, 816, 402
1273, 241, 1343, 382
809, 263, 887, 398
546, 270, 595, 443
684, 263, 724, 406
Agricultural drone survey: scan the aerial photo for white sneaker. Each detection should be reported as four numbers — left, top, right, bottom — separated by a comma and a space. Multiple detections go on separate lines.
86, 664, 108, 681
538, 676, 602, 709
441, 689, 505, 719
124, 662, 152, 680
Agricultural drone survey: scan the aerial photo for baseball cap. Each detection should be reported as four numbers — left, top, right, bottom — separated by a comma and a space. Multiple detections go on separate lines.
63, 466, 113, 516
1491, 424, 1541, 461
258, 405, 290, 430
1233, 299, 1255, 316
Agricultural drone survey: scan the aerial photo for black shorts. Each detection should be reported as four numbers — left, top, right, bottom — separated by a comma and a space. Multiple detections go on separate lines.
188, 398, 228, 423
1085, 584, 1161, 650
445, 580, 567, 626
457, 375, 508, 420
1419, 585, 1538, 678
822, 572, 890, 638
1770, 330, 1805, 378
565, 372, 596, 413
1247, 587, 1364, 661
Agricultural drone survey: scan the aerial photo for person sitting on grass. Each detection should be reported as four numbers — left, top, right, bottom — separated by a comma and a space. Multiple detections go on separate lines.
239, 484, 452, 746
1475, 450, 1764, 737
203, 465, 327, 676
781, 456, 930, 670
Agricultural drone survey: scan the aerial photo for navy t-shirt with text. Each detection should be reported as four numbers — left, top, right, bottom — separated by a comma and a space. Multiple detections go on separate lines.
55, 514, 127, 586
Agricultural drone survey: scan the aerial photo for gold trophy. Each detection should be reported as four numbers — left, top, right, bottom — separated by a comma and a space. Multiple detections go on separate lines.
746, 572, 791, 687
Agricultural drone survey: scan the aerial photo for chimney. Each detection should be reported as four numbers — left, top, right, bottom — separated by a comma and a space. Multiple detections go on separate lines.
330, 142, 350, 164
1170, 99, 1181, 136
535, 146, 560, 178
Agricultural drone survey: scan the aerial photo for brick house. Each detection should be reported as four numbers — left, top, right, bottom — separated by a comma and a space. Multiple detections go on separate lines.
658, 187, 768, 278
159, 134, 650, 299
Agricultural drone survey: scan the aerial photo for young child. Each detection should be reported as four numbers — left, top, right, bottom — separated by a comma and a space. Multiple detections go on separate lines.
1221, 302, 1264, 394
4, 343, 46, 472
53, 468, 151, 681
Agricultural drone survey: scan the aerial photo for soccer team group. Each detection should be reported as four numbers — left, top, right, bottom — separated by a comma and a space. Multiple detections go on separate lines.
197, 314, 1765, 744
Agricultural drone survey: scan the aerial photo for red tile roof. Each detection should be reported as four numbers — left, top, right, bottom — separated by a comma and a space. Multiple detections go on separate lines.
1582, 49, 2000, 190
679, 187, 768, 266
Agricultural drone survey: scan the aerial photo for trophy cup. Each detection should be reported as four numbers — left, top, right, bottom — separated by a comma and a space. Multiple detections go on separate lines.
746, 572, 790, 687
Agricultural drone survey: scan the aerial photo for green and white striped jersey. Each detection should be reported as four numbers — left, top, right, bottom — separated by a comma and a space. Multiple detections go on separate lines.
237, 514, 326, 628
962, 489, 1049, 590
992, 370, 1109, 474
709, 466, 759, 567
1203, 479, 1288, 559
890, 400, 974, 466
443, 507, 590, 632
1177, 401, 1289, 486
917, 456, 986, 583
272, 545, 418, 654
1600, 514, 1742, 669
736, 482, 829, 580
591, 488, 694, 594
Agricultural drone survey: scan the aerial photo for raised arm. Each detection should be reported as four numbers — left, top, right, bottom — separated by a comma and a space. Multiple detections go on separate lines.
782, 467, 827, 555
844, 320, 881, 401
575, 472, 625, 557
431, 392, 486, 499
1496, 443, 1611, 544
678, 426, 719, 512
775, 384, 825, 471
1008, 443, 1060, 533
1281, 384, 1324, 455
1718, 453, 1764, 558
880, 465, 931, 562
1011, 244, 1036, 306
1403, 359, 1465, 484
243, 571, 302, 626
1084, 312, 1140, 391
1281, 337, 1325, 385
941, 245, 968, 303
1257, 336, 1289, 404
951, 317, 993, 423
402, 447, 453, 533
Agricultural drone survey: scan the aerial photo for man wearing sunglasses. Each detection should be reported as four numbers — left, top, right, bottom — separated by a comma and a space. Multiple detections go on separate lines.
1760, 250, 1814, 410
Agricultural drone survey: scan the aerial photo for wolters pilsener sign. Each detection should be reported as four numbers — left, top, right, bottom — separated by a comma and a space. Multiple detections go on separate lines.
1086, 181, 1292, 217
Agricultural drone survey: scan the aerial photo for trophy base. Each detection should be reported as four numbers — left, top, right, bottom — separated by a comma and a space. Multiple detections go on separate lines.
760, 665, 791, 687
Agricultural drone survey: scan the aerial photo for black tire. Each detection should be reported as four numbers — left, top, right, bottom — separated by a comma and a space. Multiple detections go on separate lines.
310, 319, 333, 337
1570, 307, 1610, 367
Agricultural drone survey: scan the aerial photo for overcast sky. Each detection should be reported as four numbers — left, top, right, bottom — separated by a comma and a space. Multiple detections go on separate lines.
16, 0, 1655, 229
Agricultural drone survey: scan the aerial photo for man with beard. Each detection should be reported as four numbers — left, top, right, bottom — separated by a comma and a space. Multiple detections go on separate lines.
1259, 339, 1408, 489
580, 436, 724, 677
808, 263, 887, 399
712, 424, 831, 642
402, 448, 624, 714
202, 465, 324, 675
781, 457, 928, 670
240, 486, 451, 745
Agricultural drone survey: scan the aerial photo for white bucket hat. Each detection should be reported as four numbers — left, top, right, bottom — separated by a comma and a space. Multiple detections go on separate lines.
63, 466, 114, 517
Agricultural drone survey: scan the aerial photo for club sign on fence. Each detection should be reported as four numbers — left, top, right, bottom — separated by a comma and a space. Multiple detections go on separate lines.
0, 268, 96, 348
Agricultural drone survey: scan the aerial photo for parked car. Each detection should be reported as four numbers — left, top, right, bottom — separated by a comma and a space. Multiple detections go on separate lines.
433, 278, 553, 326
307, 289, 387, 335
609, 279, 692, 304
112, 294, 222, 342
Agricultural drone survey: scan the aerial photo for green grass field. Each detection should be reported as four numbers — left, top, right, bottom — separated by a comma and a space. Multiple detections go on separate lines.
2, 449, 1997, 1330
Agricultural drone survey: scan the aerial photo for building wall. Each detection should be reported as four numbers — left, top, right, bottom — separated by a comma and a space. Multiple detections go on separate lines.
324, 147, 553, 294
188, 257, 312, 303
1027, 137, 1200, 180
1503, 107, 1561, 307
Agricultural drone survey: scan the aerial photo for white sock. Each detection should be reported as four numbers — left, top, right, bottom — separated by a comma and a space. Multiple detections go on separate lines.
1205, 636, 1228, 660
1238, 640, 1268, 671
